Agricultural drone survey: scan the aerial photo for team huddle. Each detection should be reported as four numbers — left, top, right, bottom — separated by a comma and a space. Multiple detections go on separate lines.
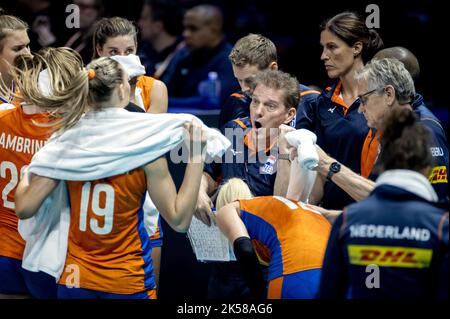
0, 4, 448, 300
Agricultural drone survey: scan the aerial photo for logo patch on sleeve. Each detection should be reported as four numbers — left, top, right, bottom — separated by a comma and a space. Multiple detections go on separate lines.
428, 166, 447, 184
259, 155, 277, 175
348, 245, 433, 268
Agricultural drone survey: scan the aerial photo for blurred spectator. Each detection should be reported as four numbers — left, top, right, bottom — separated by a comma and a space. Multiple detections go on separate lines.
161, 4, 239, 110
137, 0, 184, 79
63, 0, 105, 64
16, 0, 66, 51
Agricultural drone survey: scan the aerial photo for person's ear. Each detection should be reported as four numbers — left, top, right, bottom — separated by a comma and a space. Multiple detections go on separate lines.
284, 107, 297, 124
118, 83, 125, 100
96, 44, 103, 57
384, 85, 396, 106
269, 61, 278, 70
353, 41, 363, 57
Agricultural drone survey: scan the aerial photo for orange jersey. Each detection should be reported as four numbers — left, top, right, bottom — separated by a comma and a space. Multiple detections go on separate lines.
136, 76, 155, 112
0, 107, 51, 260
239, 196, 331, 281
59, 169, 154, 294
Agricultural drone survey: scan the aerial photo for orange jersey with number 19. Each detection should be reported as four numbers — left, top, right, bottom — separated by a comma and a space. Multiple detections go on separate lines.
60, 169, 155, 295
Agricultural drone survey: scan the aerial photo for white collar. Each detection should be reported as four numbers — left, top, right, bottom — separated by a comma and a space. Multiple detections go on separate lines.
375, 169, 438, 202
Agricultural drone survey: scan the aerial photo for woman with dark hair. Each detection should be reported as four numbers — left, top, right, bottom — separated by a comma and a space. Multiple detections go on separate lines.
296, 12, 384, 210
92, 16, 168, 114
318, 105, 448, 299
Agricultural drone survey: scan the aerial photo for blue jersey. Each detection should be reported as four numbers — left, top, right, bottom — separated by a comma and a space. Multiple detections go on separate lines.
204, 117, 278, 197
319, 181, 449, 299
297, 81, 369, 209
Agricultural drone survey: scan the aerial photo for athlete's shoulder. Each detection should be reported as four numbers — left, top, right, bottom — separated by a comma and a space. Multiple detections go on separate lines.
137, 75, 155, 87
0, 107, 19, 123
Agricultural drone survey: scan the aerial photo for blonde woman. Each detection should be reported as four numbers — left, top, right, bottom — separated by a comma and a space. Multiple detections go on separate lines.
216, 178, 331, 299
13, 53, 208, 299
0, 9, 30, 107
0, 47, 85, 299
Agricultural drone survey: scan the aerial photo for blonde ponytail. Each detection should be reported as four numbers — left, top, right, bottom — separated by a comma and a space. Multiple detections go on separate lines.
8, 47, 89, 132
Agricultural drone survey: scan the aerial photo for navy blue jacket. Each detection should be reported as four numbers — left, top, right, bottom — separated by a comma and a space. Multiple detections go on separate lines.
413, 94, 449, 204
297, 81, 369, 209
319, 184, 449, 299
370, 94, 449, 204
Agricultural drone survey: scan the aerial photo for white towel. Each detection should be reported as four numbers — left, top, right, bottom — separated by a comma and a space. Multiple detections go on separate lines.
284, 129, 319, 203
0, 103, 15, 111
18, 108, 230, 279
38, 68, 53, 97
110, 54, 146, 80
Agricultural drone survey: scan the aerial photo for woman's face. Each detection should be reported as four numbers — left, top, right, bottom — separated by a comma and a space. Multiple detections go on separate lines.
0, 30, 30, 77
96, 35, 136, 57
320, 29, 357, 79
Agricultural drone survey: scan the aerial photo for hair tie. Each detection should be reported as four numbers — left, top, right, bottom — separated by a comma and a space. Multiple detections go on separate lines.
87, 69, 96, 80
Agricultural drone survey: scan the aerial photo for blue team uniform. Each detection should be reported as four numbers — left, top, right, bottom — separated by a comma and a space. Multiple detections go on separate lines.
204, 117, 278, 197
318, 171, 449, 299
297, 81, 369, 209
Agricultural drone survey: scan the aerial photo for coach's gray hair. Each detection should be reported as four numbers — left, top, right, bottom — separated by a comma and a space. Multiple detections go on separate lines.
357, 58, 415, 104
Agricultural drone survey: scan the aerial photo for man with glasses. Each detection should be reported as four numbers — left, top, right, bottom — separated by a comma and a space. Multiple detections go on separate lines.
301, 58, 448, 207
373, 47, 449, 203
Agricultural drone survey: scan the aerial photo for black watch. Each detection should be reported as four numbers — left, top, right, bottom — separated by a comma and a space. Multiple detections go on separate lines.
326, 161, 341, 181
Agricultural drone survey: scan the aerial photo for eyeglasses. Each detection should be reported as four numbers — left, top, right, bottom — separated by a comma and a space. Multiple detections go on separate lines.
357, 89, 377, 105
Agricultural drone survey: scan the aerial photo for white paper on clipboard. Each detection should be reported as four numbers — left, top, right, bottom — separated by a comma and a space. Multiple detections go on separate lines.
187, 216, 236, 262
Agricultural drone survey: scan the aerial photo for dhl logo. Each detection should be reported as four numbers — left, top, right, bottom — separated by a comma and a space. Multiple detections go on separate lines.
428, 166, 448, 184
348, 245, 433, 268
